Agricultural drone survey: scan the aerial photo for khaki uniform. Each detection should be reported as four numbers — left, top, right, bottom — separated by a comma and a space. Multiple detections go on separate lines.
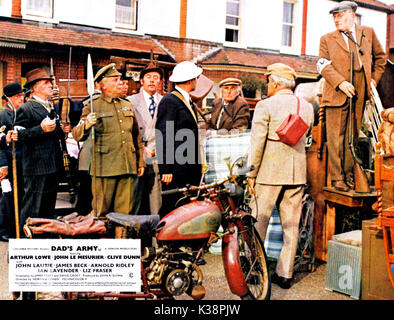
73, 94, 145, 217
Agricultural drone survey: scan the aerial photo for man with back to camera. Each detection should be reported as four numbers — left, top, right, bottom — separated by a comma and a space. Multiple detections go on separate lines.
155, 61, 203, 217
127, 62, 164, 215
318, 1, 386, 192
247, 63, 314, 289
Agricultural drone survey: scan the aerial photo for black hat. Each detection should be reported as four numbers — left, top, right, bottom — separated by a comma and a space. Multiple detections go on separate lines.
2, 82, 24, 99
140, 62, 164, 80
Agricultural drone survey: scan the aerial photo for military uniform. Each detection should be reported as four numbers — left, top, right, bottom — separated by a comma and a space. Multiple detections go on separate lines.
73, 93, 145, 217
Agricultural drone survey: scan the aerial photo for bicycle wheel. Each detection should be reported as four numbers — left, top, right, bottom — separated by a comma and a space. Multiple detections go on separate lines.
238, 226, 271, 300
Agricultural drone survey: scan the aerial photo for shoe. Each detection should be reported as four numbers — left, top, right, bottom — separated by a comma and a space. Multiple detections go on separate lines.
271, 273, 292, 289
346, 176, 355, 189
332, 180, 350, 192
0, 234, 9, 242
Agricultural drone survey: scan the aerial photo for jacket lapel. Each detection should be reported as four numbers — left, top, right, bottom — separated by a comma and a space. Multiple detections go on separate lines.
30, 100, 50, 119
171, 90, 198, 125
333, 30, 349, 53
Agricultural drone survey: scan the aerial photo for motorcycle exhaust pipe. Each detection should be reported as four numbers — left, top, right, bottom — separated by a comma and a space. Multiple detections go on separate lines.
188, 284, 206, 300
187, 265, 206, 300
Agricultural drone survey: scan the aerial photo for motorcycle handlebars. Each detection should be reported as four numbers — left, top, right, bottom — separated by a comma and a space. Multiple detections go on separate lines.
161, 178, 230, 196
160, 164, 254, 197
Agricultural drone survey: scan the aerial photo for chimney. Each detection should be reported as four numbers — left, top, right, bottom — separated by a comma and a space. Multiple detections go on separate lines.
12, 0, 22, 19
179, 0, 187, 38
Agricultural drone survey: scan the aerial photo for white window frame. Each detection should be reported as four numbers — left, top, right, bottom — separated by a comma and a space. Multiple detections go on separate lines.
0, 0, 13, 17
24, 0, 53, 19
225, 0, 241, 45
281, 0, 296, 48
115, 0, 138, 30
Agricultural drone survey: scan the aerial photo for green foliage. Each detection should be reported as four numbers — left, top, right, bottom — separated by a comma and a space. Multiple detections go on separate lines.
240, 73, 267, 97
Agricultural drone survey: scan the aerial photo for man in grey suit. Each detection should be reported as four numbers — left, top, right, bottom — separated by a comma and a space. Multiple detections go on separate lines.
247, 63, 314, 289
127, 63, 164, 215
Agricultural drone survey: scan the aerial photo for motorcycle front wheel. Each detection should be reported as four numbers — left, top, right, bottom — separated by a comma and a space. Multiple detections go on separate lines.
238, 226, 271, 300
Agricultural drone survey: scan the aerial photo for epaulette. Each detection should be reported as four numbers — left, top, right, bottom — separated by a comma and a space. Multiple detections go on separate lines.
82, 93, 101, 106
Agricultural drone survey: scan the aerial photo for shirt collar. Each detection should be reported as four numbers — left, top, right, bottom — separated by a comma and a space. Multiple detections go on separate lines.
175, 85, 191, 104
101, 94, 119, 103
142, 88, 157, 104
32, 95, 49, 104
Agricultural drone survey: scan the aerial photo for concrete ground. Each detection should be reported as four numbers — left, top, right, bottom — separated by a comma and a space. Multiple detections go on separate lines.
0, 192, 353, 301
0, 240, 351, 301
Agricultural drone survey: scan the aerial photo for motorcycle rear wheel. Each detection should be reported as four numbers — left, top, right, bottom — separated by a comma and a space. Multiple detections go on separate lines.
238, 226, 271, 300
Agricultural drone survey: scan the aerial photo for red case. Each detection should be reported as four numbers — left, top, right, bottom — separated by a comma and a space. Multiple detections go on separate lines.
275, 97, 309, 146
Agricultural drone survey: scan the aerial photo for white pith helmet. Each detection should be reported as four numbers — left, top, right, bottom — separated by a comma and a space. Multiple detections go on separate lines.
169, 61, 203, 83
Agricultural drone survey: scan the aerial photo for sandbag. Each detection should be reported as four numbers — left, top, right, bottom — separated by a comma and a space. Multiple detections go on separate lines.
23, 212, 106, 237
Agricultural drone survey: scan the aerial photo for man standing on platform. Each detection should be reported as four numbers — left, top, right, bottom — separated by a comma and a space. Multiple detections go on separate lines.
73, 63, 145, 217
317, 1, 386, 192
128, 63, 163, 215
155, 61, 203, 217
247, 63, 314, 289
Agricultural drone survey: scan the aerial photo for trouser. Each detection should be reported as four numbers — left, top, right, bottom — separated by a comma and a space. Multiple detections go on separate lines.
132, 164, 162, 215
250, 184, 304, 279
20, 173, 59, 237
0, 164, 24, 238
92, 174, 136, 218
325, 69, 366, 182
75, 170, 92, 215
159, 167, 202, 218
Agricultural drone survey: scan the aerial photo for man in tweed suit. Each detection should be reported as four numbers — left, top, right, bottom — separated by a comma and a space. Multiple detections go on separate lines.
318, 1, 386, 191
247, 63, 314, 289
127, 63, 163, 215
15, 68, 69, 236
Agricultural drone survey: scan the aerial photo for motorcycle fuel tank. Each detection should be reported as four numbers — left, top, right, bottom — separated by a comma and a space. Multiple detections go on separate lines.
156, 201, 221, 241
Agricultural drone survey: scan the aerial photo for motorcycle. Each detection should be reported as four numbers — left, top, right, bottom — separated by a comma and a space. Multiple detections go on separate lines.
22, 157, 271, 300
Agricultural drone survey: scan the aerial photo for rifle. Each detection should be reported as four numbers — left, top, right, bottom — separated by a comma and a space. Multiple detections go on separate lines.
348, 51, 370, 193
49, 56, 77, 201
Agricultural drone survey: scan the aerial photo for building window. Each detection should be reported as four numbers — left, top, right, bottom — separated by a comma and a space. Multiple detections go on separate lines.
115, 0, 137, 30
282, 1, 295, 47
26, 0, 53, 18
355, 14, 361, 25
225, 0, 240, 43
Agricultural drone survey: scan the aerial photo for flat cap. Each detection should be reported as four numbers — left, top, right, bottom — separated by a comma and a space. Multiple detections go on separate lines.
266, 63, 296, 81
94, 63, 122, 83
219, 78, 242, 87
329, 1, 357, 14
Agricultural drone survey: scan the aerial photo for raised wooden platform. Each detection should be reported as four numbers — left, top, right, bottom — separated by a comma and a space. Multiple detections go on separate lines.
320, 187, 377, 261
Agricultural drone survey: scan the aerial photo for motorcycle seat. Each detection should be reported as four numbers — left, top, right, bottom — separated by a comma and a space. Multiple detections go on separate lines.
106, 213, 160, 238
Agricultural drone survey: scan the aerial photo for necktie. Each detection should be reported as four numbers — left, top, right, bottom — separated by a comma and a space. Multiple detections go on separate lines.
148, 95, 155, 118
216, 103, 227, 129
347, 31, 361, 70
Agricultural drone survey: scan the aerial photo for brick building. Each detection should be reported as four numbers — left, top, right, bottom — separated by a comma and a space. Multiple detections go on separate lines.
0, 0, 392, 102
